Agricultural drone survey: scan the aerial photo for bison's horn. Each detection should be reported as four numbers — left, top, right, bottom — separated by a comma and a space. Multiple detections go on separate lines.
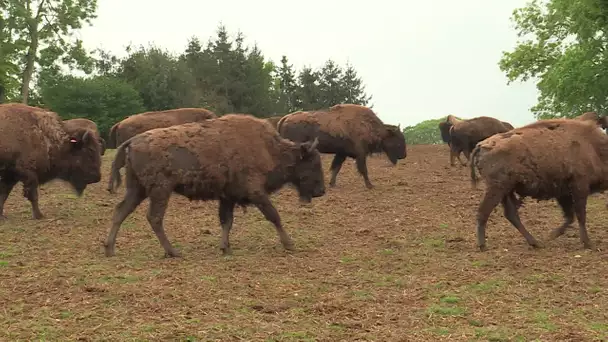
309, 137, 320, 151
82, 130, 91, 142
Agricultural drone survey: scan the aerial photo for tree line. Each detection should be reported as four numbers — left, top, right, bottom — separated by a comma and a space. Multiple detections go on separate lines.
1, 1, 372, 137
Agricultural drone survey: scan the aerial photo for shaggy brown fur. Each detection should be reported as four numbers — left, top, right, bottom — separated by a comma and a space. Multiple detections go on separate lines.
104, 114, 325, 258
469, 117, 608, 251
107, 107, 217, 148
63, 118, 106, 155
440, 115, 513, 167
265, 115, 284, 129
0, 103, 102, 219
277, 104, 406, 189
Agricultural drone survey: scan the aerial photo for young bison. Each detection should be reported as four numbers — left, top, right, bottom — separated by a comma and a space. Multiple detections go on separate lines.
0, 103, 102, 219
277, 104, 406, 189
470, 116, 608, 251
63, 118, 106, 155
439, 115, 513, 166
106, 107, 216, 149
104, 114, 326, 257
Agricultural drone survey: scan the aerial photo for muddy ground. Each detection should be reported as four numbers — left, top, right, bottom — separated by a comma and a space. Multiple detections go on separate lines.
1, 144, 607, 341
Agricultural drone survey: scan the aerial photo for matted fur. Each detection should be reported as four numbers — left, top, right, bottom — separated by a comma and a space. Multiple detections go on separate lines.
109, 107, 217, 148
470, 117, 608, 251
265, 115, 284, 129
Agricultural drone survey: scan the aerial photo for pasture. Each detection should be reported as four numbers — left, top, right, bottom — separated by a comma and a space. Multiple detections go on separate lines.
1, 144, 607, 341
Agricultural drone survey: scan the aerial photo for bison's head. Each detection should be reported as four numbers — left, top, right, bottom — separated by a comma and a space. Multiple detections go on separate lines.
381, 125, 407, 164
438, 121, 452, 144
61, 129, 103, 195
291, 137, 325, 203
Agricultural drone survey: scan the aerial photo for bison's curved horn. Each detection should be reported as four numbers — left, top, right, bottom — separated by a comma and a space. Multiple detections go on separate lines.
82, 130, 91, 142
309, 137, 320, 151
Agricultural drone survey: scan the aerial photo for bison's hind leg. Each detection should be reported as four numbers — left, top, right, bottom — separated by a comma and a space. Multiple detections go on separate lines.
104, 184, 146, 257
549, 195, 575, 240
476, 187, 505, 251
502, 192, 543, 249
219, 198, 236, 255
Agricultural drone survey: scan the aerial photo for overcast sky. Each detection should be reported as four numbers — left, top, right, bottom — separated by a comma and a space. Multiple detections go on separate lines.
79, 0, 539, 128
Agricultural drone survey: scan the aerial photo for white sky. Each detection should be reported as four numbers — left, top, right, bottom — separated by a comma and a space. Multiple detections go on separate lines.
78, 0, 539, 128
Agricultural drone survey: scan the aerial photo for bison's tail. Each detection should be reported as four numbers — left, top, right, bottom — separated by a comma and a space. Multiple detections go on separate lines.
470, 144, 482, 189
107, 139, 131, 194
108, 123, 119, 149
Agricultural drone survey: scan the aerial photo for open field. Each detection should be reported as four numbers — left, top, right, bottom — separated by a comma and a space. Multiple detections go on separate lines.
1, 144, 608, 341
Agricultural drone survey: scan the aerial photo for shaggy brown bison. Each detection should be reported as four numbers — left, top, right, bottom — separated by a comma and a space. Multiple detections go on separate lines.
439, 115, 513, 166
63, 118, 106, 155
277, 104, 406, 189
104, 114, 325, 258
106, 107, 217, 149
470, 116, 608, 251
0, 103, 102, 219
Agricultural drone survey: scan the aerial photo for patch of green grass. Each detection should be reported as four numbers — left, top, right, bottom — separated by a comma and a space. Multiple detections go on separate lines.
439, 223, 449, 229
468, 279, 505, 293
339, 256, 355, 263
379, 248, 394, 255
427, 304, 467, 317
351, 290, 374, 300
589, 286, 602, 294
431, 327, 450, 336
0, 260, 8, 267
423, 238, 445, 248
200, 275, 217, 282
533, 311, 557, 331
440, 295, 460, 304
278, 331, 315, 341
470, 260, 489, 267
473, 327, 516, 341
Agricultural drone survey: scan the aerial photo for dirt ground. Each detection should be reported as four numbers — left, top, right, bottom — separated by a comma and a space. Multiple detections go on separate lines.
1, 144, 608, 341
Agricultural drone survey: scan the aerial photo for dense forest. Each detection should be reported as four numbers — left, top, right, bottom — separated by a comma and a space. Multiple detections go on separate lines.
0, 1, 372, 137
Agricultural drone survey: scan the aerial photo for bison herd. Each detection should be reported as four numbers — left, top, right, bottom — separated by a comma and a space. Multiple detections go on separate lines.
1, 101, 608, 257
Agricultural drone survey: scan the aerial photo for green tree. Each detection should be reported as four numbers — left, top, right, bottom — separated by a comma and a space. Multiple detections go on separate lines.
403, 118, 447, 145
276, 55, 299, 113
118, 44, 197, 111
499, 0, 608, 118
3, 0, 98, 104
297, 66, 322, 110
39, 74, 145, 136
341, 62, 372, 106
317, 59, 345, 107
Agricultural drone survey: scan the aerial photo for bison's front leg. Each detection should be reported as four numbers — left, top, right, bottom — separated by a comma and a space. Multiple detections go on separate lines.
218, 198, 236, 255
21, 174, 43, 219
355, 154, 374, 189
571, 187, 593, 249
328, 154, 346, 187
147, 191, 181, 258
254, 196, 294, 251
0, 175, 17, 219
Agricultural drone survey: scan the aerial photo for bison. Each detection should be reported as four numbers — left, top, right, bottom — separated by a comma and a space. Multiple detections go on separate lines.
0, 103, 102, 219
470, 115, 608, 251
106, 107, 217, 150
104, 114, 326, 258
439, 115, 513, 167
277, 104, 406, 189
63, 118, 106, 155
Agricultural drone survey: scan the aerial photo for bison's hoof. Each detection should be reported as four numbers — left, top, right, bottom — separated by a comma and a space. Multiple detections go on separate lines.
32, 212, 44, 220
104, 248, 115, 257
365, 183, 374, 190
530, 241, 544, 249
282, 242, 295, 251
164, 249, 182, 258
583, 242, 594, 250
329, 183, 337, 188
478, 244, 487, 252
0, 215, 7, 221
